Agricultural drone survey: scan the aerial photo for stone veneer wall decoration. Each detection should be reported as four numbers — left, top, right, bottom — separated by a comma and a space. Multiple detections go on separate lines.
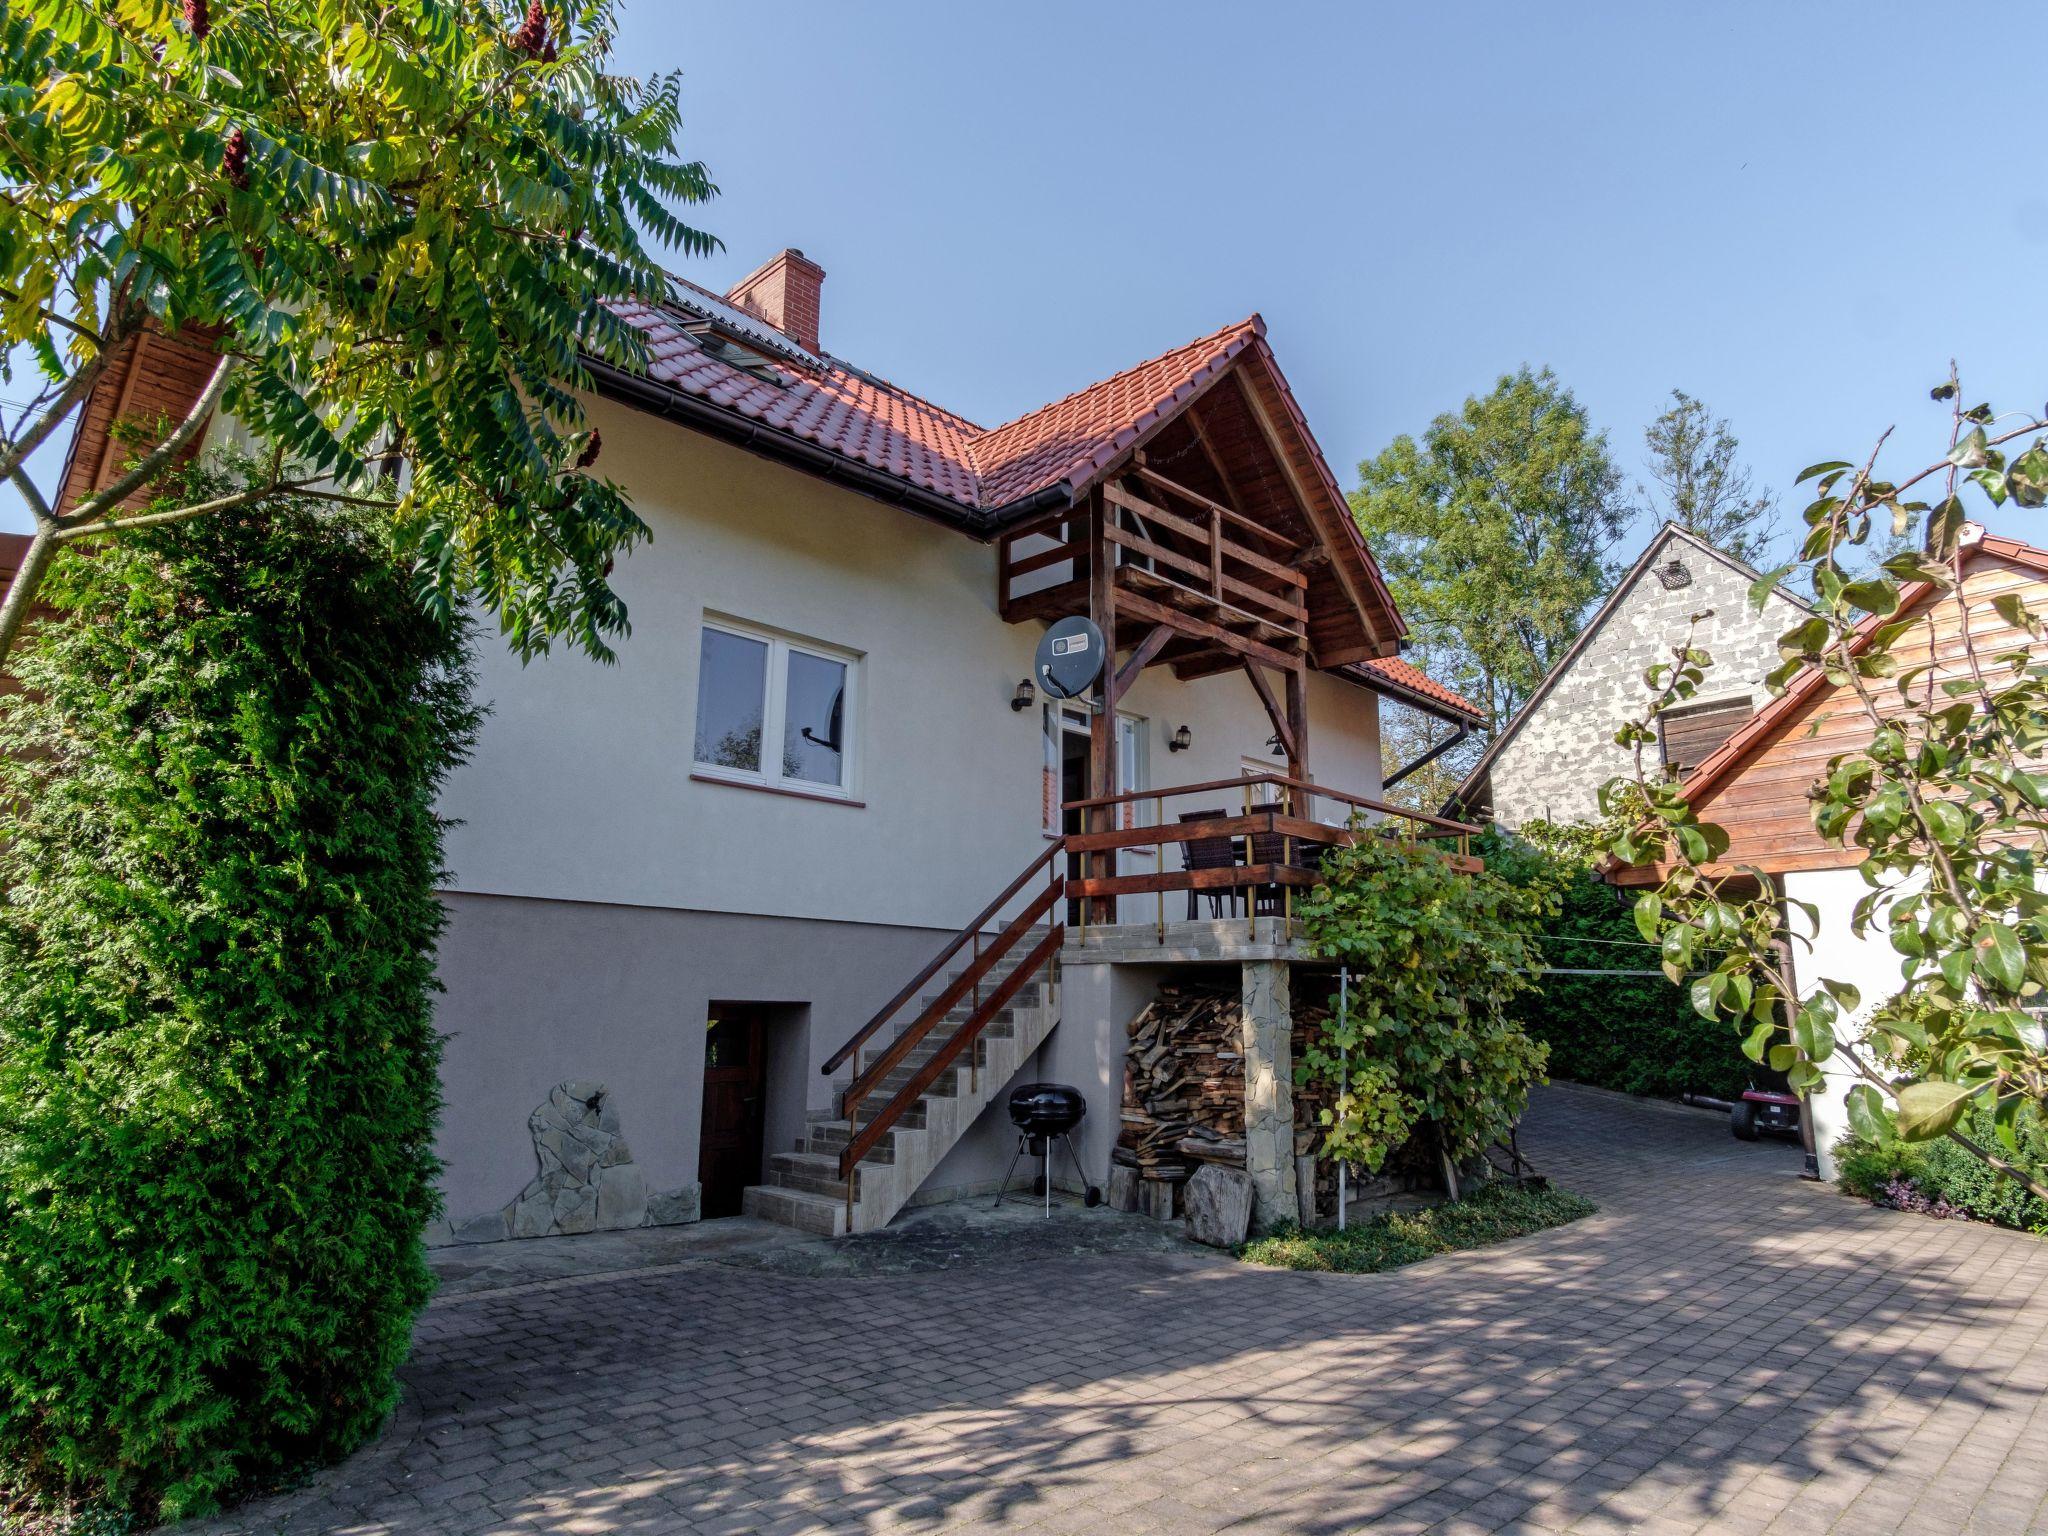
428, 1080, 700, 1247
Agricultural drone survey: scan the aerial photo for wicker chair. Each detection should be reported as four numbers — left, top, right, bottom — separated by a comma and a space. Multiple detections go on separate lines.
1250, 829, 1330, 916
1177, 809, 1241, 918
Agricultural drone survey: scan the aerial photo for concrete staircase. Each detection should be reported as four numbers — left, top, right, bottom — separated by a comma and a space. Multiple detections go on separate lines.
742, 943, 1060, 1237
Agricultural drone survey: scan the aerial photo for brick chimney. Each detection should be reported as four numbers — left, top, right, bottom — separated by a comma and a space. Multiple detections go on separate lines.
724, 249, 825, 353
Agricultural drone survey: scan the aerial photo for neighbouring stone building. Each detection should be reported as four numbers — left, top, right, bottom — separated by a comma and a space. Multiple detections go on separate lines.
1447, 522, 1811, 830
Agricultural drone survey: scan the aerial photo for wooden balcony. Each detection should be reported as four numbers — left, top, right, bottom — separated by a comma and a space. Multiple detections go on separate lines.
999, 464, 1311, 677
1061, 773, 1480, 944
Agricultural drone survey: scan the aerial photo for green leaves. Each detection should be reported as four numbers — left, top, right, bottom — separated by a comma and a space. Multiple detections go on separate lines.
1895, 1080, 1977, 1142
1298, 831, 1551, 1171
2009, 440, 2048, 509
1, 0, 720, 662
1972, 921, 2026, 993
0, 475, 479, 1519
1846, 1083, 1889, 1142
1349, 366, 1628, 731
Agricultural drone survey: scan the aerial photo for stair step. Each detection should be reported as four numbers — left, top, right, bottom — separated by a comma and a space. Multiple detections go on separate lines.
747, 943, 1059, 1237
805, 1119, 895, 1163
740, 1184, 847, 1238
768, 1150, 859, 1201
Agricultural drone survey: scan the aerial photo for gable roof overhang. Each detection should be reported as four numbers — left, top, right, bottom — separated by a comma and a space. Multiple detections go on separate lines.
1344, 654, 1484, 727
1602, 529, 2048, 886
593, 297, 1408, 663
1443, 521, 1816, 819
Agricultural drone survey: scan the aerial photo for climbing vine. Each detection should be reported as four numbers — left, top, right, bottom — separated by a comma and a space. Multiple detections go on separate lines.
1295, 832, 1550, 1178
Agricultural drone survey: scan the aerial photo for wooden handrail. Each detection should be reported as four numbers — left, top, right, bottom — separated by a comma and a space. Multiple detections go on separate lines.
1064, 772, 1479, 837
839, 878, 1062, 1119
820, 838, 1063, 1078
838, 921, 1065, 1182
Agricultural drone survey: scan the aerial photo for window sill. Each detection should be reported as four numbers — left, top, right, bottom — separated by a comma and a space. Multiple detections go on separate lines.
689, 771, 865, 809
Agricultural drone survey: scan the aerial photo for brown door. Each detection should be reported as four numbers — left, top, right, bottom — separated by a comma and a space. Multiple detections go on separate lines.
698, 1006, 767, 1218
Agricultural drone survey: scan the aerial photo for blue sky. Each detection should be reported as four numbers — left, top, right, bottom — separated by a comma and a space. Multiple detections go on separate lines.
9, 2, 2047, 557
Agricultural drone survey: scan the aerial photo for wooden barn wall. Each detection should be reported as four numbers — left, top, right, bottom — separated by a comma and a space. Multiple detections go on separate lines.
1691, 550, 2048, 875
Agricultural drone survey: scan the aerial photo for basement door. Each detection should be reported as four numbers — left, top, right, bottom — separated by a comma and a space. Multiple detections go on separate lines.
698, 1005, 767, 1219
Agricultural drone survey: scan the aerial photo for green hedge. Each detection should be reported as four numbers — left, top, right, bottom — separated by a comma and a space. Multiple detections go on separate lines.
1836, 1106, 2048, 1234
1480, 824, 1750, 1102
0, 481, 478, 1522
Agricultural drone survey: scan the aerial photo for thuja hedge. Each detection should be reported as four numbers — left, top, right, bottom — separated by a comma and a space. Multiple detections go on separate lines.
0, 477, 478, 1523
1480, 824, 1750, 1102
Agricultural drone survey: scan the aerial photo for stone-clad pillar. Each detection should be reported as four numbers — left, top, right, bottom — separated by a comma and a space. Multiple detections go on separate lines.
1239, 960, 1297, 1232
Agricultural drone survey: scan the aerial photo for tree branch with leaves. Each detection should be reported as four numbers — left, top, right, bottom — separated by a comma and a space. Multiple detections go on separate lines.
1600, 374, 2048, 1202
0, 0, 718, 672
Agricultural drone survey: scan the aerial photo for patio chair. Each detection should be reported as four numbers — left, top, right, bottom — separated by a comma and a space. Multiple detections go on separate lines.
1177, 809, 1241, 919
1249, 829, 1329, 916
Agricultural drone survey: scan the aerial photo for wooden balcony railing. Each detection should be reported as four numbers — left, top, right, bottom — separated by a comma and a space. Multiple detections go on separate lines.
1063, 772, 1479, 936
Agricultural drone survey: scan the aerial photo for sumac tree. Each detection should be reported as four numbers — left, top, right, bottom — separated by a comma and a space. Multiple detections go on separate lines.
0, 0, 717, 667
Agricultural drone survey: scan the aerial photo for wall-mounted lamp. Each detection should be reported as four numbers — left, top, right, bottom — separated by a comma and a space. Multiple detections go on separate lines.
1010, 677, 1037, 712
1168, 725, 1192, 753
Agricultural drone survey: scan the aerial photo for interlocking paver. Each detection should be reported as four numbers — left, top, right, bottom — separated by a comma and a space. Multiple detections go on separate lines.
181, 1084, 2048, 1535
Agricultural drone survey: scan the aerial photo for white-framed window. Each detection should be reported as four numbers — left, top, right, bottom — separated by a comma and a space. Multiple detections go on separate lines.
692, 616, 859, 798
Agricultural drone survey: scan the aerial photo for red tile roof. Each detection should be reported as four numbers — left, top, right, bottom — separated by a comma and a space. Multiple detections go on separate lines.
607, 297, 1261, 518
1350, 655, 1483, 724
970, 318, 1261, 506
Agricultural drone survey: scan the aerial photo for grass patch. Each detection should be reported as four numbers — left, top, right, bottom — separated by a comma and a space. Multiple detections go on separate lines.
1238, 1180, 1596, 1273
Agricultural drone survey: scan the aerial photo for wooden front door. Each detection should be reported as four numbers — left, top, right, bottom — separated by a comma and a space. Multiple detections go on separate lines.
698, 1006, 767, 1218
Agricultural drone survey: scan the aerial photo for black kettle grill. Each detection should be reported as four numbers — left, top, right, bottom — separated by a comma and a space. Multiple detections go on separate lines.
996, 1083, 1103, 1215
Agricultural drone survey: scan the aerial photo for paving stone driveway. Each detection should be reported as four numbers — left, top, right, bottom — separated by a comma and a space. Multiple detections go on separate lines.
193, 1085, 2048, 1535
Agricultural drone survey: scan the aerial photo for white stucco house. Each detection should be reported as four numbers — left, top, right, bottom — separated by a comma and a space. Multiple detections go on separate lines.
45, 249, 1481, 1240
1447, 522, 1812, 829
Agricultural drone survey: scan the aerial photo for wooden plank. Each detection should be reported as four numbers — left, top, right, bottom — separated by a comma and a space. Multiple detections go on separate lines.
1067, 767, 1479, 835
1070, 863, 1312, 899
1088, 492, 1118, 923
1004, 539, 1081, 579
1103, 524, 1306, 622
1112, 587, 1300, 673
1241, 659, 1295, 762
1067, 810, 1278, 856
1114, 623, 1175, 695
1104, 481, 1308, 587
1116, 565, 1304, 651
1286, 662, 1309, 788
1003, 575, 1086, 626
1130, 463, 1304, 554
1228, 369, 1390, 650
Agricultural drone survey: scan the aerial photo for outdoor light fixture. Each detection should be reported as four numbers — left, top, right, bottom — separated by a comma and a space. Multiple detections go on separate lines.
1010, 678, 1037, 712
1169, 725, 1192, 753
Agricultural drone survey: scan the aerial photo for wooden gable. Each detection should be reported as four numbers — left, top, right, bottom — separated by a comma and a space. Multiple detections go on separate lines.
1611, 534, 2048, 885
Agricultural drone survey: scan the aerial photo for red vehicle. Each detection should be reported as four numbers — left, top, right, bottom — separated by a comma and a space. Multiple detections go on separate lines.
1731, 1071, 1803, 1141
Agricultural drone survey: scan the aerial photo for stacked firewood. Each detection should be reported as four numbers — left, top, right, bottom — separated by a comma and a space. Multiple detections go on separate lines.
1291, 996, 1338, 1221
1115, 983, 1246, 1185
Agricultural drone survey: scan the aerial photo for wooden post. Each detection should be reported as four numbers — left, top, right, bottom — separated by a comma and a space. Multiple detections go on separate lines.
1087, 491, 1119, 925
1286, 662, 1309, 819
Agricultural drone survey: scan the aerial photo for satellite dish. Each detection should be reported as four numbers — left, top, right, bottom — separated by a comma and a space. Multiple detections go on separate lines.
1034, 616, 1106, 700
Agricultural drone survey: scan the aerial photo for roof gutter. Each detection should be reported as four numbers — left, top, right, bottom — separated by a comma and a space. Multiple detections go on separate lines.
586, 359, 1072, 540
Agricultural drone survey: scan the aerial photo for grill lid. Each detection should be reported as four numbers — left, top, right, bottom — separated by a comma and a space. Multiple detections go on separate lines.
1008, 1082, 1086, 1134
